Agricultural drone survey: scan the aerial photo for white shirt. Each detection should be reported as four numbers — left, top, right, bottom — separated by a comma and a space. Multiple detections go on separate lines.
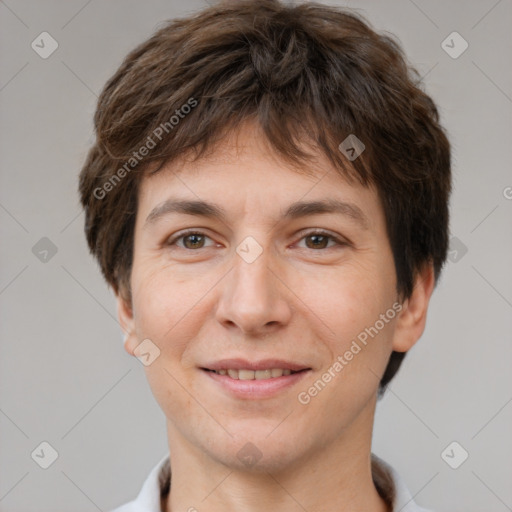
110, 453, 433, 512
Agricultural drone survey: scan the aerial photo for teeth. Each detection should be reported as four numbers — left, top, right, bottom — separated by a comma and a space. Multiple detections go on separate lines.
213, 368, 298, 379
255, 369, 272, 379
239, 369, 255, 380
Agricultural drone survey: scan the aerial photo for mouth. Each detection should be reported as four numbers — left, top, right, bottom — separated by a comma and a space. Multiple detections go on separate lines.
201, 368, 308, 379
199, 359, 312, 399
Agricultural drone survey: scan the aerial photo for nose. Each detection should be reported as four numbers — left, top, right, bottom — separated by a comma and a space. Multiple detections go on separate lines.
215, 243, 293, 337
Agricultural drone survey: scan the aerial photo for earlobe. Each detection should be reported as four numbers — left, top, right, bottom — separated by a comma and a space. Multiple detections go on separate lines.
392, 262, 436, 353
116, 293, 138, 356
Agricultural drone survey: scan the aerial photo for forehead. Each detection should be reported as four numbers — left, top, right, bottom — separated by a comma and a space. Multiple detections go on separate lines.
137, 121, 383, 231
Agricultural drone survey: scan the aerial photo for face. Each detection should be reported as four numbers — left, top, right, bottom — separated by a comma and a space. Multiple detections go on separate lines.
119, 121, 428, 473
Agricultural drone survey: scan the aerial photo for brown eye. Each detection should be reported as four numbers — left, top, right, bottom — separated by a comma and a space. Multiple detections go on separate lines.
304, 234, 330, 249
166, 230, 214, 250
297, 230, 345, 250
182, 233, 206, 249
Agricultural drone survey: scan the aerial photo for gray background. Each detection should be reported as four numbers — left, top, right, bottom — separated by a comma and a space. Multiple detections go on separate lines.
0, 0, 511, 511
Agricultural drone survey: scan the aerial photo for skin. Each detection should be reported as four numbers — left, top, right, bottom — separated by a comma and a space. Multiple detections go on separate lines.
118, 120, 435, 512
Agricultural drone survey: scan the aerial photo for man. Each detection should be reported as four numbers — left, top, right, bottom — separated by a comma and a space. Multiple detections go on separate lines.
79, 1, 451, 510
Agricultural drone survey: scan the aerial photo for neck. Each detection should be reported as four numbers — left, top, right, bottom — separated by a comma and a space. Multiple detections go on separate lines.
164, 396, 389, 512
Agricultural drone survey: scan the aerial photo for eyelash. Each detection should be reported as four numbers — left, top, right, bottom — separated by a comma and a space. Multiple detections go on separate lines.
166, 229, 347, 251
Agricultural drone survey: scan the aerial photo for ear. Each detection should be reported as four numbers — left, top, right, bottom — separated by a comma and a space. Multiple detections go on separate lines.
116, 292, 138, 356
392, 262, 436, 353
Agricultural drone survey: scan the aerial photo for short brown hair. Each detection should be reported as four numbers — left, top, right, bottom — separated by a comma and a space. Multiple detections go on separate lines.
79, 0, 451, 393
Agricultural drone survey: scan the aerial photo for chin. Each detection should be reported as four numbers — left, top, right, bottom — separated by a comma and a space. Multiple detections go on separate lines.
204, 425, 310, 474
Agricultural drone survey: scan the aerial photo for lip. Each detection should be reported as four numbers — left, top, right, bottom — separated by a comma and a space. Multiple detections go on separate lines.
201, 358, 310, 372
202, 367, 311, 399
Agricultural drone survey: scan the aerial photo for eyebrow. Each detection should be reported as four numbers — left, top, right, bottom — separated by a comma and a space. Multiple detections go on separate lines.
144, 198, 370, 230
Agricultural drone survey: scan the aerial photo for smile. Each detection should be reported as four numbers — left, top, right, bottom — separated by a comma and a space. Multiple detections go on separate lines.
204, 368, 304, 380
201, 366, 311, 399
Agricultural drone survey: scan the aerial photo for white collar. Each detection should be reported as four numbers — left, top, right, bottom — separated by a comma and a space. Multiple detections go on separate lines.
109, 453, 433, 512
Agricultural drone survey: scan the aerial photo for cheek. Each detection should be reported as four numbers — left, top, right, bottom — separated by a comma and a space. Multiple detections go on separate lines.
130, 268, 202, 416
130, 266, 190, 352
309, 265, 391, 343
310, 268, 397, 398
130, 263, 220, 369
